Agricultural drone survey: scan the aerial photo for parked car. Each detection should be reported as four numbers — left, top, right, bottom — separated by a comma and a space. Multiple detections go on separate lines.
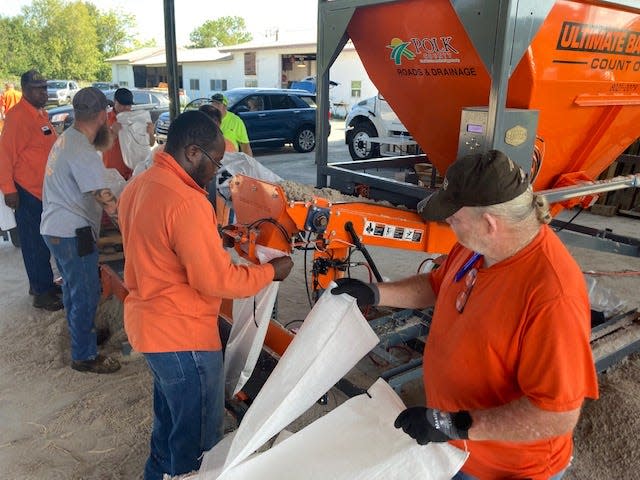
154, 87, 329, 153
92, 81, 119, 92
46, 80, 80, 106
47, 88, 171, 134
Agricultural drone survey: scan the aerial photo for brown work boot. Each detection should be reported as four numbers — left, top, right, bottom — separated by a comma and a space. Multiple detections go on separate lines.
71, 354, 121, 374
33, 291, 64, 311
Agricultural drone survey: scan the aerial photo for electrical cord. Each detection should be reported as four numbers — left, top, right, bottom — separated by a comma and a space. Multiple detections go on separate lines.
283, 319, 304, 331
304, 246, 313, 308
247, 217, 291, 244
553, 206, 583, 233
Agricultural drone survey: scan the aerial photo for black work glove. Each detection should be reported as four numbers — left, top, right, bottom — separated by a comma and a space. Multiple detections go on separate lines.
330, 278, 379, 308
394, 407, 472, 445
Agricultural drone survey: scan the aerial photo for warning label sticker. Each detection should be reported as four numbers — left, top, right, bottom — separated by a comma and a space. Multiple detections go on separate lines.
363, 220, 423, 243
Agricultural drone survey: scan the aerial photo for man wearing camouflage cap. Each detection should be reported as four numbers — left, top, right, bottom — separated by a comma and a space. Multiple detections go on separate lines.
41, 87, 121, 374
332, 150, 598, 479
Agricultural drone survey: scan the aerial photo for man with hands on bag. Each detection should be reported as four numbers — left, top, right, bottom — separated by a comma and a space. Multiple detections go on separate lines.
118, 110, 293, 480
41, 87, 122, 374
331, 150, 598, 480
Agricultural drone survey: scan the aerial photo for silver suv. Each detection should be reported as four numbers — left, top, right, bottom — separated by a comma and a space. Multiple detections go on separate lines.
46, 80, 80, 106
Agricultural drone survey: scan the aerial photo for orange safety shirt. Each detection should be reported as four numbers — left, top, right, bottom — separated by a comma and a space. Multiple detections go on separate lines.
3, 88, 22, 113
102, 110, 132, 180
426, 225, 598, 479
0, 99, 57, 198
118, 151, 275, 353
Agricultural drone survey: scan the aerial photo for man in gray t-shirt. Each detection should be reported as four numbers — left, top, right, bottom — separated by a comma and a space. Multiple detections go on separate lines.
41, 127, 106, 238
40, 87, 121, 374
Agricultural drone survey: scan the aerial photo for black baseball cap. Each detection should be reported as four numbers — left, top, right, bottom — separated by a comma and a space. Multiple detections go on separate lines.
418, 150, 529, 221
114, 88, 134, 105
73, 87, 109, 114
21, 69, 47, 88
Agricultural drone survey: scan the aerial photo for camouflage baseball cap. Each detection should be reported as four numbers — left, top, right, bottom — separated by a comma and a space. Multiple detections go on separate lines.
417, 150, 529, 221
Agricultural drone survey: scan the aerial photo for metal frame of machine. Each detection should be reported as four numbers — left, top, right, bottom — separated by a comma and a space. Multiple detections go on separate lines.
99, 0, 640, 402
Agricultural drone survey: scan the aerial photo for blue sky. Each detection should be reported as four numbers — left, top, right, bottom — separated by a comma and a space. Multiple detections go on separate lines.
1, 0, 319, 46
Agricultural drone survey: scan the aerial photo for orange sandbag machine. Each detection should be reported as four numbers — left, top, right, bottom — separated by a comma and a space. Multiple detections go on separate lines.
316, 0, 640, 207
224, 0, 640, 384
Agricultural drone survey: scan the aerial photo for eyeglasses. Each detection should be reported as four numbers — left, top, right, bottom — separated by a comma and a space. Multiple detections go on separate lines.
455, 267, 478, 313
193, 144, 222, 169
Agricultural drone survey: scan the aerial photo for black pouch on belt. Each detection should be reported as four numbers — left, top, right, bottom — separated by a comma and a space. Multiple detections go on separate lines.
76, 226, 95, 257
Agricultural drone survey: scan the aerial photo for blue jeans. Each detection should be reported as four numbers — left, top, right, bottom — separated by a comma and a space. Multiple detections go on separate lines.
143, 351, 225, 480
15, 184, 55, 295
452, 466, 567, 479
43, 235, 100, 361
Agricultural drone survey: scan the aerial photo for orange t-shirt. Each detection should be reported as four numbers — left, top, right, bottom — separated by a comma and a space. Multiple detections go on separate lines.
0, 98, 57, 199
118, 151, 274, 353
224, 138, 237, 153
426, 225, 598, 479
3, 88, 22, 113
102, 110, 132, 180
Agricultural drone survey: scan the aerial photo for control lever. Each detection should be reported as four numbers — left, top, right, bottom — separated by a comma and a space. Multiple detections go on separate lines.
344, 221, 383, 283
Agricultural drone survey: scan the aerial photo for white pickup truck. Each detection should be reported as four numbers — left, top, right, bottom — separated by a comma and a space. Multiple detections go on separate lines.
344, 94, 420, 160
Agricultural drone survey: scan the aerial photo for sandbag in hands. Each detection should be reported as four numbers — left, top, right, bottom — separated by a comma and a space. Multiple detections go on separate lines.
331, 278, 379, 308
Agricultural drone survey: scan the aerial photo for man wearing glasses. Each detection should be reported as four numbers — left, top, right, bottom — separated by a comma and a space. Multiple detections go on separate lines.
118, 110, 293, 480
332, 150, 598, 480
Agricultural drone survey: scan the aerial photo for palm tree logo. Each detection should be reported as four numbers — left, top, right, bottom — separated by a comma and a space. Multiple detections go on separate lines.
387, 38, 416, 65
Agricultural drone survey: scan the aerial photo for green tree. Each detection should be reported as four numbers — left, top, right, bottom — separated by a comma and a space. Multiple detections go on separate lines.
85, 3, 137, 80
1, 0, 145, 81
189, 16, 252, 48
0, 16, 31, 78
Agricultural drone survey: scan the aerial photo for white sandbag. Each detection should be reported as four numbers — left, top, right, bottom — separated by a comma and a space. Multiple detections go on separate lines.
209, 379, 468, 480
217, 152, 282, 199
224, 282, 279, 398
104, 168, 126, 198
199, 282, 379, 477
224, 246, 289, 398
0, 191, 17, 231
132, 144, 164, 178
116, 110, 152, 169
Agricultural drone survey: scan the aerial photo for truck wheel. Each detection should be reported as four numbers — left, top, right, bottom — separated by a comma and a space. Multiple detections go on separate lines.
348, 123, 380, 160
293, 126, 316, 153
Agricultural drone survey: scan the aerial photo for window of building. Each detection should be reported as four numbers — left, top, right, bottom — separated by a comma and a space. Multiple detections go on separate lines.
244, 79, 258, 88
189, 79, 200, 91
351, 80, 362, 98
210, 79, 227, 91
244, 52, 257, 76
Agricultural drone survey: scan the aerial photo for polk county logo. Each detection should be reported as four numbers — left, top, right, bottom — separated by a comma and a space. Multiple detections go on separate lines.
387, 36, 460, 65
387, 38, 416, 65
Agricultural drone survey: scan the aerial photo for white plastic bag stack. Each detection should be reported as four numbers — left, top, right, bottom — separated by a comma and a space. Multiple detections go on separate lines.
116, 110, 152, 170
